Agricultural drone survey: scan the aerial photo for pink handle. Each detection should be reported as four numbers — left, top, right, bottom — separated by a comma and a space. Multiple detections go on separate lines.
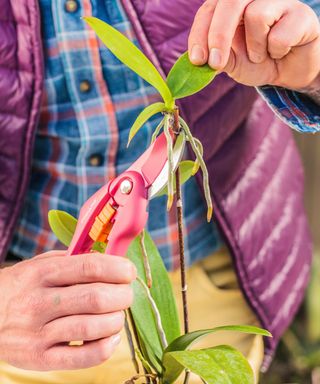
67, 181, 113, 256
106, 171, 148, 256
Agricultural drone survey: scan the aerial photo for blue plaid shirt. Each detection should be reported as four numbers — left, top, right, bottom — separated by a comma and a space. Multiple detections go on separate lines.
9, 0, 221, 269
10, 0, 320, 268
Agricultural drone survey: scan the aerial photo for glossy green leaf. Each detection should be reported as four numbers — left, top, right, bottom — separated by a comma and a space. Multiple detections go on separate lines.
127, 233, 181, 373
128, 232, 181, 344
48, 210, 77, 247
167, 52, 217, 100
128, 102, 166, 146
165, 325, 271, 354
129, 278, 163, 373
162, 346, 254, 384
127, 232, 181, 372
83, 17, 174, 108
156, 160, 198, 197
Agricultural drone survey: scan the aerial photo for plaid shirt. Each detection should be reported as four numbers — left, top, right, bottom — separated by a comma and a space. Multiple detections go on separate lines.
10, 0, 320, 267
9, 0, 221, 269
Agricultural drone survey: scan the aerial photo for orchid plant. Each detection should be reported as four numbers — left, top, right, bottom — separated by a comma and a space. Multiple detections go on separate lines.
48, 17, 271, 384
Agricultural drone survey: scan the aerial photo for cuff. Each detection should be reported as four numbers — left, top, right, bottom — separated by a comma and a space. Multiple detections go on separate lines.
257, 85, 320, 133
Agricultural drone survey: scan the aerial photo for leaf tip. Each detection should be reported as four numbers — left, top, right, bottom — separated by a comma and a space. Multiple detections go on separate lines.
127, 132, 135, 147
207, 206, 213, 222
48, 209, 57, 224
167, 195, 174, 211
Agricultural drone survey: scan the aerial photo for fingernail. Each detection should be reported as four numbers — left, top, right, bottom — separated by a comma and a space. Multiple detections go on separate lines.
110, 334, 121, 347
209, 48, 222, 69
190, 44, 205, 64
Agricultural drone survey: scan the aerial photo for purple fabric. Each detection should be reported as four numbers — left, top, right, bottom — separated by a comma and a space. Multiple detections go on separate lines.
0, 0, 312, 370
0, 0, 43, 263
122, 0, 312, 369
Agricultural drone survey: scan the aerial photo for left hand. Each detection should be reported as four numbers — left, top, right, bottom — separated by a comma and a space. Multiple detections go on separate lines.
188, 0, 320, 90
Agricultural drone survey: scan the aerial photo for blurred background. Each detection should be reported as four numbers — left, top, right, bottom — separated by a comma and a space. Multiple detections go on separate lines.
261, 133, 320, 384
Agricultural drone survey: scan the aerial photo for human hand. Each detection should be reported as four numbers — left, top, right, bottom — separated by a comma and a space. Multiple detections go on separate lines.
188, 0, 320, 89
0, 251, 136, 371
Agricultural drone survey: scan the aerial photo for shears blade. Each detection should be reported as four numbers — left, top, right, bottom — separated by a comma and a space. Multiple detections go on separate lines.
148, 131, 186, 199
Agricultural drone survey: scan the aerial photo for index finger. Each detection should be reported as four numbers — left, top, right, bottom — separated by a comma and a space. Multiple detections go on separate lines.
40, 253, 137, 287
188, 0, 218, 65
208, 0, 253, 69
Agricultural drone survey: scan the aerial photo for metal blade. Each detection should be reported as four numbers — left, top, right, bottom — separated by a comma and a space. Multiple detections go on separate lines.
148, 131, 186, 200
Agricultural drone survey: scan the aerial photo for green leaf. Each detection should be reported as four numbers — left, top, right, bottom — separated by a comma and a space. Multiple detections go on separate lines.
162, 346, 254, 384
167, 52, 217, 100
83, 17, 174, 108
156, 160, 198, 197
128, 102, 166, 146
127, 232, 181, 373
165, 325, 272, 353
128, 232, 181, 345
129, 278, 163, 373
48, 210, 77, 247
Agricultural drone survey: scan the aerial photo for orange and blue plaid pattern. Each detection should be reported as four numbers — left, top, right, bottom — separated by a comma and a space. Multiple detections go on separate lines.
9, 0, 222, 269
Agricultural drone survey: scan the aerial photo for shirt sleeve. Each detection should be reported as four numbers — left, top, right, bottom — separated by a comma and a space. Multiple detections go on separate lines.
257, 0, 320, 134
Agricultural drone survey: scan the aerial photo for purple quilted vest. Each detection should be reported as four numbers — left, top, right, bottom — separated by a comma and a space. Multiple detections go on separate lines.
0, 0, 312, 369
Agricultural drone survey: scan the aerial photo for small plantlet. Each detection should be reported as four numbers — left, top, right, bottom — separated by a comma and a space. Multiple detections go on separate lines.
48, 17, 271, 384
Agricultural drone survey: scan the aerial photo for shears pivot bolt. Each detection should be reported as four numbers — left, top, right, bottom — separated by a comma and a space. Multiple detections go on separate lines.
120, 179, 133, 195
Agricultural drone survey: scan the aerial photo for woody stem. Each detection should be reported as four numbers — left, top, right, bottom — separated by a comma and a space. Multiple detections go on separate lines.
173, 108, 190, 384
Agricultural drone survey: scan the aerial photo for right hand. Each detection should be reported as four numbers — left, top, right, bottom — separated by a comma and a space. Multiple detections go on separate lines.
0, 251, 136, 371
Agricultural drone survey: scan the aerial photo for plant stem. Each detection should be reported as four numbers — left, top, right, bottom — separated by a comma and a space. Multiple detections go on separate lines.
127, 310, 152, 384
125, 311, 140, 374
173, 108, 190, 384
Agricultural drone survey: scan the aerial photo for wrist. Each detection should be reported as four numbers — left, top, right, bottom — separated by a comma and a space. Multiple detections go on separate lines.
295, 72, 320, 105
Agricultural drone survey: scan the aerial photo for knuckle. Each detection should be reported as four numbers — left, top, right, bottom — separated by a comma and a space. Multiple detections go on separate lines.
245, 3, 274, 24
30, 343, 48, 369
23, 293, 46, 317
39, 263, 59, 285
259, 7, 275, 22
244, 5, 262, 23
51, 350, 76, 370
75, 322, 91, 340
80, 255, 101, 280
210, 31, 229, 48
268, 33, 289, 50
233, 0, 245, 8
219, 0, 245, 10
83, 289, 104, 312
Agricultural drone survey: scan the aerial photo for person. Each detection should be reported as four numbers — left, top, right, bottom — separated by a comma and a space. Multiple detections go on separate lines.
0, 0, 319, 383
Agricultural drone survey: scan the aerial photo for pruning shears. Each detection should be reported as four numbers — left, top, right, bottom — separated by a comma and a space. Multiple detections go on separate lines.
67, 131, 186, 257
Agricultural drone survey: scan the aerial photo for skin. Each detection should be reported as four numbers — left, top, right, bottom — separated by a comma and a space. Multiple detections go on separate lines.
1, 0, 318, 372
0, 251, 136, 370
188, 0, 320, 90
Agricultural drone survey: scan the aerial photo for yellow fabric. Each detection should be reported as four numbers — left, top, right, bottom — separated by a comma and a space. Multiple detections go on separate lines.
0, 248, 264, 383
